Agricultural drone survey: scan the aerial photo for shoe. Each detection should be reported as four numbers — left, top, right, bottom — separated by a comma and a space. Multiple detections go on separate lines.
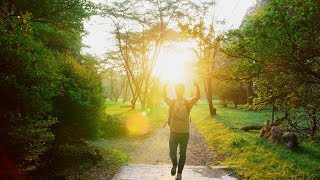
171, 166, 177, 176
176, 173, 182, 180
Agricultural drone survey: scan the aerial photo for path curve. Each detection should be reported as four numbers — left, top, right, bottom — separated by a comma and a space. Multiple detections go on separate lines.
109, 123, 213, 166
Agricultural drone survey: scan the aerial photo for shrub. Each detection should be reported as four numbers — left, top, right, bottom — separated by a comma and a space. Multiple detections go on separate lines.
238, 104, 267, 111
100, 114, 127, 138
8, 114, 57, 171
51, 141, 128, 178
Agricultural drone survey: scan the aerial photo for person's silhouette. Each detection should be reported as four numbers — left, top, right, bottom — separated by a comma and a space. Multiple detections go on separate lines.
162, 81, 200, 180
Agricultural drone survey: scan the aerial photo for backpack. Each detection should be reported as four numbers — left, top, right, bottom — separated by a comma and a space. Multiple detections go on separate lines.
163, 99, 191, 128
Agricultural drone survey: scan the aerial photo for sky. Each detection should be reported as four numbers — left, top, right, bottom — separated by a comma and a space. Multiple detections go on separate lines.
82, 0, 256, 57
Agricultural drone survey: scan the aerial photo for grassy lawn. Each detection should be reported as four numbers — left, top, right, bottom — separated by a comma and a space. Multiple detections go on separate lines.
105, 100, 167, 134
191, 102, 320, 179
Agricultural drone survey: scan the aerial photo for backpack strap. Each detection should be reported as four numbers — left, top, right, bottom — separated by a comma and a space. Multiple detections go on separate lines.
183, 99, 191, 114
167, 100, 176, 127
183, 99, 192, 122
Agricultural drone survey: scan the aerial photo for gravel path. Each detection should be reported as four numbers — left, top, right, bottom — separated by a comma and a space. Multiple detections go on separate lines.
105, 123, 214, 166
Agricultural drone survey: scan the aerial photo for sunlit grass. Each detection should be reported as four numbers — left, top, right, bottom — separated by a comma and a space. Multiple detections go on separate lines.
191, 104, 320, 179
105, 100, 167, 136
105, 100, 131, 115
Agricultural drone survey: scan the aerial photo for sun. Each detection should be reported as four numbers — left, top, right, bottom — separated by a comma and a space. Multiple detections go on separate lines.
155, 42, 195, 84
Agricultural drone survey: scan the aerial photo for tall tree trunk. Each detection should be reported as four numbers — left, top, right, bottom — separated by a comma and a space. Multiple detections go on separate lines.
222, 99, 227, 108
109, 77, 114, 100
206, 78, 216, 116
131, 100, 136, 110
131, 94, 139, 110
122, 81, 128, 103
141, 77, 151, 110
310, 109, 317, 140
247, 81, 254, 104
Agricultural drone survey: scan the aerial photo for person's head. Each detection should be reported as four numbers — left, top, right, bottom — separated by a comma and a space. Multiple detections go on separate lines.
174, 83, 185, 99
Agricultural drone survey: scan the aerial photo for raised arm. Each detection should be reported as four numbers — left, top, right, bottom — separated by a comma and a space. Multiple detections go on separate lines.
190, 81, 200, 105
162, 84, 172, 106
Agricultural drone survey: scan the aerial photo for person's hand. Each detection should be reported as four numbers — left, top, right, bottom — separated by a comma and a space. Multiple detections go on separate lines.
193, 80, 199, 88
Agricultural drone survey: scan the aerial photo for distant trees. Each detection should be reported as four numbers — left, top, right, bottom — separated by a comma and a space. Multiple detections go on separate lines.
101, 0, 190, 109
222, 0, 320, 140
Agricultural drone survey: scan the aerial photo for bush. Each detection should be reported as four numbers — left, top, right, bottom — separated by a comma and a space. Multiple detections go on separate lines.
51, 141, 128, 179
100, 114, 127, 138
53, 142, 102, 173
53, 54, 106, 140
8, 114, 57, 171
238, 104, 267, 111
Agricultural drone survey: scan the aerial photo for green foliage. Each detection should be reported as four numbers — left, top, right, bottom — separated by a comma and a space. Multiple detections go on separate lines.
0, 12, 61, 171
54, 54, 105, 140
52, 141, 128, 178
8, 114, 57, 171
222, 0, 320, 139
237, 104, 267, 111
54, 142, 102, 172
215, 80, 247, 107
0, 0, 104, 173
100, 114, 128, 138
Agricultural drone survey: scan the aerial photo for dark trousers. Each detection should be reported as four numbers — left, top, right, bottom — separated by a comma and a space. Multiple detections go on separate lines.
169, 132, 189, 174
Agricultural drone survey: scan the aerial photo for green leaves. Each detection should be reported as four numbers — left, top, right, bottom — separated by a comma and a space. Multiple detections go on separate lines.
0, 1, 105, 172
222, 0, 320, 140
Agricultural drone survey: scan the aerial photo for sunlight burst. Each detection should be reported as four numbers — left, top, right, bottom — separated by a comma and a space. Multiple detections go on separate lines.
156, 43, 195, 84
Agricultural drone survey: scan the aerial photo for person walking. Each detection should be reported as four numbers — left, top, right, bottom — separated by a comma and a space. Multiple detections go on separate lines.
162, 81, 200, 180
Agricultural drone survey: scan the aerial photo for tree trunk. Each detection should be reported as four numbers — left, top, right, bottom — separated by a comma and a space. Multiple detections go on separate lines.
122, 81, 128, 103
130, 89, 140, 110
222, 99, 227, 108
206, 78, 216, 116
234, 100, 238, 108
109, 77, 114, 100
131, 99, 136, 110
247, 81, 254, 104
310, 109, 317, 140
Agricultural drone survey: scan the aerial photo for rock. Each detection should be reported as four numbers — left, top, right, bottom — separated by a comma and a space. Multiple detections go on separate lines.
282, 132, 298, 150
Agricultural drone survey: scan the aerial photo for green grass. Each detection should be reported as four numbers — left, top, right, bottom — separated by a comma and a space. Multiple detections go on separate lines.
105, 100, 132, 115
105, 100, 167, 135
191, 103, 320, 179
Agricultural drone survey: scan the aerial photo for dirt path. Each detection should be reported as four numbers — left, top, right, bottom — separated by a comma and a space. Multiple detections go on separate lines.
102, 123, 213, 166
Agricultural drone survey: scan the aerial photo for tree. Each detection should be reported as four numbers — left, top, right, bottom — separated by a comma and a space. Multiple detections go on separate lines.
178, 0, 218, 115
101, 0, 190, 109
222, 0, 320, 140
0, 0, 105, 172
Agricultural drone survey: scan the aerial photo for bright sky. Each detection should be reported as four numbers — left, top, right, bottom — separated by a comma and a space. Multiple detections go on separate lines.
82, 0, 256, 56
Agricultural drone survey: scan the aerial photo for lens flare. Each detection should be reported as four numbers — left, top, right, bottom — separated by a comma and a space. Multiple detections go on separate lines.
126, 111, 150, 136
